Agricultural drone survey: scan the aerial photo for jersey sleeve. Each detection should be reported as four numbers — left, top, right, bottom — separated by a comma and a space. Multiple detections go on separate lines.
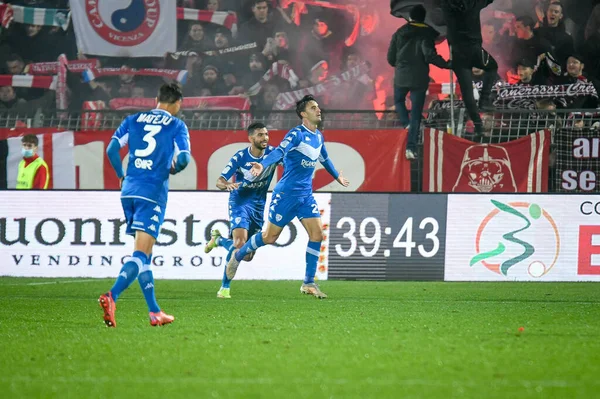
279, 129, 301, 155
174, 120, 191, 154
319, 142, 340, 180
111, 116, 131, 148
220, 151, 242, 180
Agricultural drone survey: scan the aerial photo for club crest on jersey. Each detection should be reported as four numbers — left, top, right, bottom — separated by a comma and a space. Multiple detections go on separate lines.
86, 0, 160, 47
276, 214, 283, 222
281, 140, 290, 149
134, 158, 153, 170
235, 217, 241, 224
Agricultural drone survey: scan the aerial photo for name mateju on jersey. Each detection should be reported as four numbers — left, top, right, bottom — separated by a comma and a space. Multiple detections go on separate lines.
135, 112, 173, 126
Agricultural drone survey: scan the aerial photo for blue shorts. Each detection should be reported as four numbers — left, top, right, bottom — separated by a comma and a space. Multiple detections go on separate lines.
121, 197, 166, 239
229, 203, 264, 237
268, 192, 320, 227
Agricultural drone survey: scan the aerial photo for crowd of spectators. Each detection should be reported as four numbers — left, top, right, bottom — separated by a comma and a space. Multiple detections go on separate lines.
0, 0, 600, 126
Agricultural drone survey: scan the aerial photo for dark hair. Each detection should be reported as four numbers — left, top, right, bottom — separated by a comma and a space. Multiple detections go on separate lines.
157, 83, 183, 104
22, 134, 38, 146
252, 0, 268, 6
409, 5, 426, 22
247, 122, 267, 135
6, 53, 23, 64
296, 95, 316, 119
516, 15, 536, 30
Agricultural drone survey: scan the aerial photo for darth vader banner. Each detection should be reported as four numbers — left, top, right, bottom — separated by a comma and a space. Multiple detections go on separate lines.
423, 129, 550, 193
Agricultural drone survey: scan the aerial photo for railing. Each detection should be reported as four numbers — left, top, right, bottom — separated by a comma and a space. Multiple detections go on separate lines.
2, 108, 599, 193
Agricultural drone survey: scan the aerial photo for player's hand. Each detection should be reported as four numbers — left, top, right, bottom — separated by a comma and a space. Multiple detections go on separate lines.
336, 171, 349, 187
225, 182, 239, 192
249, 162, 263, 177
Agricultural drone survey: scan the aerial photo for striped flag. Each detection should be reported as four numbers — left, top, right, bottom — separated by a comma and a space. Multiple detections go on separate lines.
0, 131, 75, 189
423, 128, 550, 193
10, 5, 70, 30
177, 8, 238, 36
0, 75, 57, 90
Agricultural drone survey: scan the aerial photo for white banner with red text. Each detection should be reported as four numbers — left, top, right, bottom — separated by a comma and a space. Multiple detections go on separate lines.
0, 191, 332, 280
445, 194, 600, 282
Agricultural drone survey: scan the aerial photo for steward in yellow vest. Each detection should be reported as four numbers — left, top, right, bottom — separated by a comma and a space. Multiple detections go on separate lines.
16, 134, 49, 189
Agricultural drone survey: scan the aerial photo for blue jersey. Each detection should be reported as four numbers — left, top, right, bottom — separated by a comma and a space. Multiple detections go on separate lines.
273, 124, 331, 197
112, 109, 191, 206
221, 146, 278, 210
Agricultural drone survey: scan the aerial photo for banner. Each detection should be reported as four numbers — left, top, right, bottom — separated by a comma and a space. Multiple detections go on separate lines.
555, 125, 600, 193
0, 191, 331, 281
424, 129, 550, 193
0, 131, 75, 190
71, 129, 410, 192
83, 67, 188, 84
328, 194, 447, 280
71, 0, 176, 57
445, 194, 600, 281
108, 96, 250, 111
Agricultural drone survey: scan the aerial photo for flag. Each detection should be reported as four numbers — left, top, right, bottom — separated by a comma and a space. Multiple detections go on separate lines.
423, 129, 550, 193
71, 1, 176, 57
390, 0, 448, 36
0, 131, 75, 189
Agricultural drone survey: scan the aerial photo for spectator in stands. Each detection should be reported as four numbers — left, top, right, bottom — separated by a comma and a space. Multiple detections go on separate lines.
515, 58, 546, 85
16, 134, 49, 190
207, 0, 221, 11
0, 86, 26, 110
514, 16, 552, 67
560, 54, 598, 108
298, 15, 344, 77
179, 23, 211, 53
585, 3, 600, 39
7, 24, 50, 63
5, 54, 25, 75
387, 5, 450, 160
200, 65, 228, 95
535, 2, 574, 66
238, 0, 279, 49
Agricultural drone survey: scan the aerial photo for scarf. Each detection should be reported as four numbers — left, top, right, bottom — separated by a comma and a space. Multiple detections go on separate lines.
247, 61, 300, 97
273, 62, 370, 110
109, 96, 251, 111
0, 74, 56, 90
177, 8, 238, 36
7, 3, 70, 30
25, 59, 99, 75
83, 67, 188, 84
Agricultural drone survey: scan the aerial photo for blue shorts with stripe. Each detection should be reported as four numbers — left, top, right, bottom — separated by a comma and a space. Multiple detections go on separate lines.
229, 202, 264, 237
121, 197, 166, 239
268, 192, 320, 227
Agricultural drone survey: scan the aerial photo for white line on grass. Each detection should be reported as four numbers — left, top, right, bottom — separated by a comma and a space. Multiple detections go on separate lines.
3, 279, 99, 286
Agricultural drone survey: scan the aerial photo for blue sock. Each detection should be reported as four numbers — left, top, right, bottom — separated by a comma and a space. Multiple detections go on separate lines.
109, 251, 145, 301
217, 237, 234, 251
304, 241, 321, 284
221, 247, 236, 288
138, 254, 160, 313
235, 233, 265, 262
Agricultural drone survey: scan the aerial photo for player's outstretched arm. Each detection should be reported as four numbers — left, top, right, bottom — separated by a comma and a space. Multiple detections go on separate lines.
216, 176, 239, 191
319, 143, 349, 187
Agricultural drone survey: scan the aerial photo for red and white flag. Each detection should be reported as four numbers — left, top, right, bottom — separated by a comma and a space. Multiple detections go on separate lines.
177, 8, 237, 36
423, 129, 550, 193
0, 75, 56, 90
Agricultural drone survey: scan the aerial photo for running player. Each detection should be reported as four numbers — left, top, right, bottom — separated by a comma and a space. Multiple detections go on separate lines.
225, 95, 349, 298
99, 83, 191, 327
204, 122, 277, 299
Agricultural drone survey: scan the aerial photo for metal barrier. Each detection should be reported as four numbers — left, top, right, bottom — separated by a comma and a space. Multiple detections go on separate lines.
2, 107, 599, 192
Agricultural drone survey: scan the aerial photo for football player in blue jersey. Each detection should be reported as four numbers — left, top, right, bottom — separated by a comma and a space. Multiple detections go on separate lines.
225, 95, 349, 299
204, 122, 278, 299
98, 83, 191, 327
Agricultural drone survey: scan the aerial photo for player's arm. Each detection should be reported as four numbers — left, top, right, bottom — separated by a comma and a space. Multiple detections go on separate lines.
250, 130, 299, 176
319, 143, 349, 187
171, 121, 191, 175
216, 153, 240, 191
107, 117, 129, 184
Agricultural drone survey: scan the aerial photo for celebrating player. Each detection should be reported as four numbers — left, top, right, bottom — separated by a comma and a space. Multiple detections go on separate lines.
204, 122, 278, 299
225, 95, 349, 299
98, 83, 191, 327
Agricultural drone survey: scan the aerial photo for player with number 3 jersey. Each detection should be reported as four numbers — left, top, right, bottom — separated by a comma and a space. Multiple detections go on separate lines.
98, 83, 191, 327
225, 95, 349, 299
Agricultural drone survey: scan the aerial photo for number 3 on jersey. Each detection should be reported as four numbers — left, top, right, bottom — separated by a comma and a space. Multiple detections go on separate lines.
135, 125, 162, 157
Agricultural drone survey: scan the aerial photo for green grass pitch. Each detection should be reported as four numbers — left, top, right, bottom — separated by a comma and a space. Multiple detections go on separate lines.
0, 278, 599, 398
